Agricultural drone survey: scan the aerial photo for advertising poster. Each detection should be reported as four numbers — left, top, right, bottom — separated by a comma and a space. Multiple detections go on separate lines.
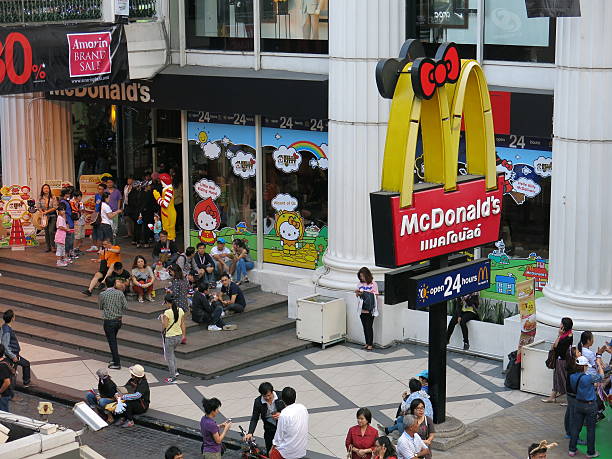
0, 185, 38, 248
517, 278, 536, 359
0, 23, 128, 96
495, 145, 552, 205
80, 174, 110, 230
187, 116, 257, 257
43, 180, 73, 197
262, 125, 328, 270
261, 0, 329, 40
428, 0, 469, 28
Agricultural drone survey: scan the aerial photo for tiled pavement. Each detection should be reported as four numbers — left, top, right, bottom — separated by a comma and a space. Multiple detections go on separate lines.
16, 337, 546, 458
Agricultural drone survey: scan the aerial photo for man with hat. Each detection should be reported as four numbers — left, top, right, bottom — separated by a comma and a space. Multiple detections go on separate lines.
210, 238, 233, 275
568, 354, 604, 457
117, 364, 150, 428
85, 368, 118, 423
416, 370, 429, 394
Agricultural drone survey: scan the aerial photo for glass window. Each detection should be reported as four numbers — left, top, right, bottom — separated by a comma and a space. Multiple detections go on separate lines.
261, 0, 328, 53
408, 0, 477, 58
483, 0, 555, 63
185, 0, 254, 51
187, 112, 257, 258
262, 116, 328, 269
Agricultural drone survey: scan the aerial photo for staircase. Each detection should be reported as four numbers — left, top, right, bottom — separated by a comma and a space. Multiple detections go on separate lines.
0, 253, 310, 379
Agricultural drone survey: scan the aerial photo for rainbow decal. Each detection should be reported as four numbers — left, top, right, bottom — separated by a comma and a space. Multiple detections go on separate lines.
289, 141, 328, 169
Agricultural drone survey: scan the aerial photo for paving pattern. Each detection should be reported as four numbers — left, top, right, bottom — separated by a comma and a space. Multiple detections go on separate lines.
18, 337, 538, 457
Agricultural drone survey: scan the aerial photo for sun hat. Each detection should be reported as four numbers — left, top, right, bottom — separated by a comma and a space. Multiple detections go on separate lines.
129, 364, 145, 378
576, 356, 590, 366
416, 370, 429, 380
96, 368, 109, 379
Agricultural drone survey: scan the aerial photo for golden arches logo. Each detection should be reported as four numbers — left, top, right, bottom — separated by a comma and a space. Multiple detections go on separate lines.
376, 40, 497, 208
478, 266, 489, 283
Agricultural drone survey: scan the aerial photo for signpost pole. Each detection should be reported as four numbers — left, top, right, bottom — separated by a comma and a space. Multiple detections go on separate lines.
428, 254, 448, 424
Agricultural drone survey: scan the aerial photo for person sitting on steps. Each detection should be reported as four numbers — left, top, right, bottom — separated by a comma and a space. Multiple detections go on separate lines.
82, 240, 121, 296
446, 293, 480, 350
152, 231, 179, 267
1, 310, 31, 388
191, 282, 237, 331
85, 368, 118, 423
220, 272, 247, 314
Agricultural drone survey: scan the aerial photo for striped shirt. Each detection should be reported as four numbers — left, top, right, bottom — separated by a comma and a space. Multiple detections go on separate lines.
99, 288, 128, 320
157, 186, 173, 209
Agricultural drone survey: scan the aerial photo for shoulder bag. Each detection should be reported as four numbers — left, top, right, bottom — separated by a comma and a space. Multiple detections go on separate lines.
361, 291, 375, 312
545, 347, 557, 369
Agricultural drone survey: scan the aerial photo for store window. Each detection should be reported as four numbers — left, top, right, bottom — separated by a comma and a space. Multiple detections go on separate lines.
261, 0, 328, 53
262, 116, 328, 269
187, 112, 257, 257
185, 0, 254, 51
407, 0, 555, 63
483, 0, 555, 63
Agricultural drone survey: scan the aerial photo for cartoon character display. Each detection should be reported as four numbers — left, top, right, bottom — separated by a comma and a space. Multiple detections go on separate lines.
193, 198, 220, 245
152, 173, 176, 241
275, 211, 304, 256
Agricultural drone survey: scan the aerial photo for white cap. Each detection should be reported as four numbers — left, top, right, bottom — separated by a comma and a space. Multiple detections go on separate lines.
576, 356, 591, 366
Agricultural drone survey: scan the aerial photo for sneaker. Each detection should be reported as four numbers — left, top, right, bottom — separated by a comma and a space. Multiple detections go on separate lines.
463, 342, 470, 350
181, 337, 187, 344
56, 261, 68, 267
164, 377, 176, 384
569, 452, 577, 457
121, 420, 134, 428
208, 325, 222, 331
243, 276, 249, 284
175, 372, 179, 377
85, 246, 99, 252
220, 311, 226, 318
223, 324, 238, 331
66, 258, 74, 264
108, 364, 121, 370
586, 453, 600, 458
82, 289, 92, 296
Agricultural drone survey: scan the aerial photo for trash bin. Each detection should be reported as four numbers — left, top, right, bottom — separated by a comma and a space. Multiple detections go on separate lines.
296, 295, 346, 348
520, 339, 555, 395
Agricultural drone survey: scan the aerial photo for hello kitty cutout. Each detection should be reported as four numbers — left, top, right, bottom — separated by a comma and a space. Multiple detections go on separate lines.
193, 198, 220, 245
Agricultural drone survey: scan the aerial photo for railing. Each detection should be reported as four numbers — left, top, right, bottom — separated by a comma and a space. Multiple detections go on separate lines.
0, 0, 157, 24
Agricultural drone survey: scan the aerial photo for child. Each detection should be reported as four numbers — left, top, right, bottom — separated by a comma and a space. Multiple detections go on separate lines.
149, 214, 162, 242
55, 204, 68, 267
416, 370, 429, 394
72, 191, 85, 256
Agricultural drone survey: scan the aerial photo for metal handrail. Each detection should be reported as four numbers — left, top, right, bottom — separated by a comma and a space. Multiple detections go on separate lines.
0, 0, 157, 24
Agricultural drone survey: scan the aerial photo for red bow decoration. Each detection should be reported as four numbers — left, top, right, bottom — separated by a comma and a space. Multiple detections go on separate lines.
411, 43, 460, 100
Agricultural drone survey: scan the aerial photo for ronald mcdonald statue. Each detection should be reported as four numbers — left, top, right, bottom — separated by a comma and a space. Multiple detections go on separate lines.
153, 173, 177, 241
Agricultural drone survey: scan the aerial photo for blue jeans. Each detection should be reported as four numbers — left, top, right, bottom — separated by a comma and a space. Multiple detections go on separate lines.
65, 232, 74, 255
387, 415, 404, 433
0, 395, 10, 412
570, 400, 597, 455
85, 392, 113, 409
235, 259, 254, 282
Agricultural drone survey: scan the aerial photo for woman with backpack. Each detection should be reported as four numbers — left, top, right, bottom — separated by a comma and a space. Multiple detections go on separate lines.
355, 267, 379, 351
160, 294, 185, 384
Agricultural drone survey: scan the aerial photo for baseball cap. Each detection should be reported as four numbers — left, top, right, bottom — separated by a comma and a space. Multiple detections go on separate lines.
416, 370, 429, 380
217, 237, 226, 244
96, 368, 109, 378
576, 356, 591, 366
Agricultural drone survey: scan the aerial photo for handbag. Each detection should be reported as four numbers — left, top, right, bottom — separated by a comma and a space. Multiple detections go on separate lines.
545, 348, 557, 369
361, 291, 375, 312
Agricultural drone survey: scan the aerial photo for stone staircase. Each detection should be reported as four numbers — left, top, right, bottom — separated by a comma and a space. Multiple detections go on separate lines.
0, 254, 310, 379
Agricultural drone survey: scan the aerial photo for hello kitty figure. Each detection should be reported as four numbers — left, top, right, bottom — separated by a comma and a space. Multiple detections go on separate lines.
274, 211, 304, 256
193, 198, 220, 245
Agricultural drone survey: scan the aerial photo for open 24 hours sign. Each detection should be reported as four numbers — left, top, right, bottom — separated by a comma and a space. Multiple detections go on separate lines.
407, 259, 491, 309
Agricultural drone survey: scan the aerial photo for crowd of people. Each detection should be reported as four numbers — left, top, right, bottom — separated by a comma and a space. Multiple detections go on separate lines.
540, 317, 612, 458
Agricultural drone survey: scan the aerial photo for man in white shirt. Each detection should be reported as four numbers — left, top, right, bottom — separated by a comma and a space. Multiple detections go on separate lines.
271, 387, 308, 459
397, 414, 430, 459
210, 238, 233, 275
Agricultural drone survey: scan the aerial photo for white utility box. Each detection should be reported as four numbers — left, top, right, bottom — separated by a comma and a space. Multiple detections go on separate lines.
520, 339, 554, 396
296, 295, 346, 348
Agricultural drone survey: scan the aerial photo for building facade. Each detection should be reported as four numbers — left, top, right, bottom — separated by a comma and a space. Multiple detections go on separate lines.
1, 0, 608, 354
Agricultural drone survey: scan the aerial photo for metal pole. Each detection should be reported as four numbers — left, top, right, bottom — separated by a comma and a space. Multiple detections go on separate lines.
253, 0, 261, 70
255, 114, 263, 269
178, 0, 187, 66
476, 0, 484, 63
428, 254, 449, 424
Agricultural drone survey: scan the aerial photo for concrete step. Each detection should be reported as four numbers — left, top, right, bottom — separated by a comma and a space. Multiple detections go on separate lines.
13, 321, 309, 379
0, 255, 92, 279
7, 301, 296, 358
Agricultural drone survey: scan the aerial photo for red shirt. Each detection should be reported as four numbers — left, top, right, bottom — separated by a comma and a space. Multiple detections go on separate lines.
345, 425, 378, 459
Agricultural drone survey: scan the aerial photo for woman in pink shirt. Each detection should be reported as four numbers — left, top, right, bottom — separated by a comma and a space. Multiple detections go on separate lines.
355, 267, 379, 351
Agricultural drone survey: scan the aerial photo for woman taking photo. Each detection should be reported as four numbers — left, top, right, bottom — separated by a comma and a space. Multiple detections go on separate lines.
543, 317, 573, 403
372, 436, 397, 459
200, 397, 232, 459
38, 184, 58, 252
410, 399, 435, 458
345, 407, 378, 459
131, 256, 155, 302
100, 191, 122, 243
161, 294, 185, 383
355, 267, 379, 351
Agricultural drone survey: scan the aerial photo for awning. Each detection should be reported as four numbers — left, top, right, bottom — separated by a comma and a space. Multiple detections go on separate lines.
47, 65, 329, 119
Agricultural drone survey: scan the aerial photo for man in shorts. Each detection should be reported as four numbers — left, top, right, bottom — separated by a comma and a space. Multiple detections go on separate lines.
82, 240, 122, 296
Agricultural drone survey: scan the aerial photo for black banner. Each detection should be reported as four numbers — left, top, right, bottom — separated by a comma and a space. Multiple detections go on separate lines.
525, 0, 581, 18
0, 23, 129, 96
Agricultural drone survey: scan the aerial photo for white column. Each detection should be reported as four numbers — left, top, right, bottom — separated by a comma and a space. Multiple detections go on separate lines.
537, 0, 612, 331
0, 93, 74, 190
316, 0, 406, 290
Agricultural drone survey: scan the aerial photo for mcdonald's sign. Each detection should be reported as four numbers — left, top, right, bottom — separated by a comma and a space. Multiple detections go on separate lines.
370, 40, 504, 268
477, 265, 489, 283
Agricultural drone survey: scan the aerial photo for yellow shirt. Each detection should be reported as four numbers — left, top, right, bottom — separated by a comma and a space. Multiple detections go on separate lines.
164, 308, 184, 337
